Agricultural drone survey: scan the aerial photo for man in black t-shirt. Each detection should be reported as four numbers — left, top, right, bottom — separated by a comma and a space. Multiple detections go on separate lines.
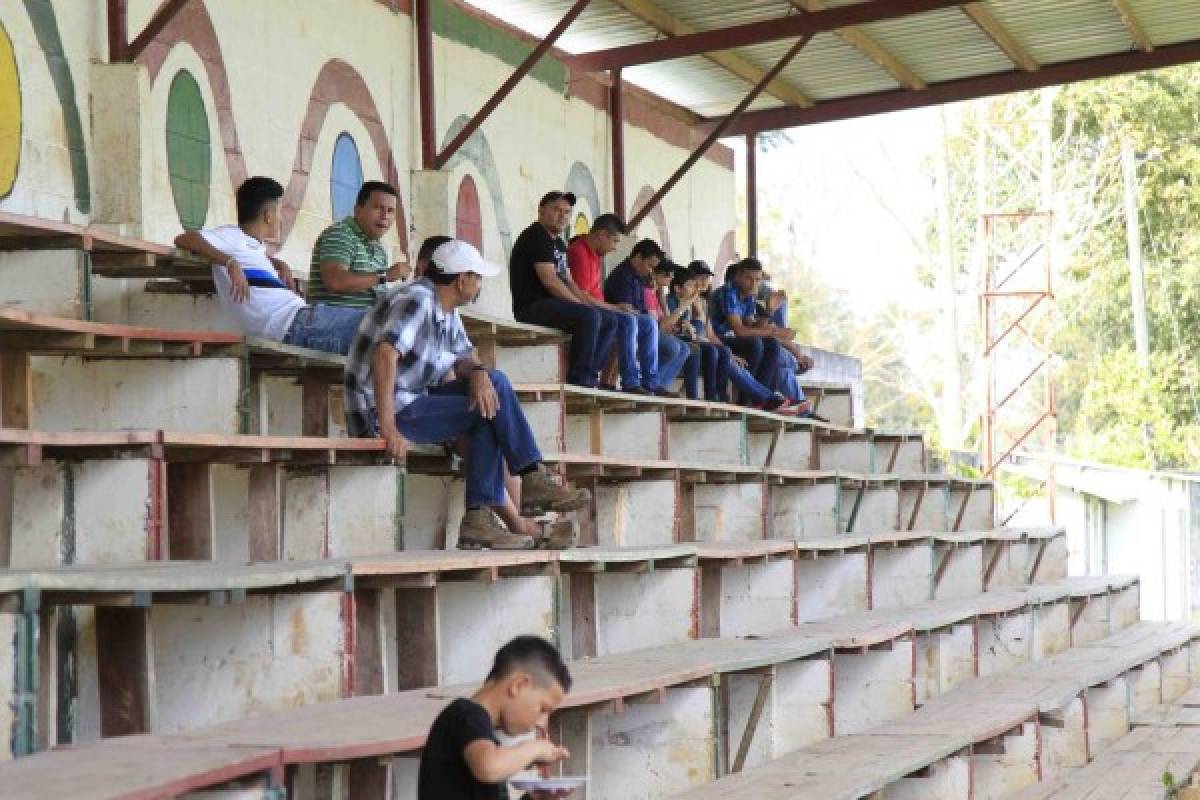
510, 191, 617, 388
419, 636, 575, 800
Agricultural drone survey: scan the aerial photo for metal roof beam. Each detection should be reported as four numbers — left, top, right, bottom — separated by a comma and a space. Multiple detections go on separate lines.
789, 0, 926, 90
435, 0, 592, 168
609, 0, 812, 107
1110, 0, 1154, 52
125, 0, 191, 63
962, 3, 1039, 72
714, 37, 1200, 136
628, 34, 813, 230
567, 0, 968, 72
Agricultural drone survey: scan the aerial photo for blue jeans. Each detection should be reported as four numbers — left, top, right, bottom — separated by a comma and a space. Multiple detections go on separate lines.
593, 308, 655, 390
706, 343, 773, 405
516, 298, 616, 387
657, 332, 690, 388
773, 348, 807, 404
681, 342, 701, 399
282, 304, 365, 354
768, 299, 788, 328
727, 335, 782, 393
394, 370, 541, 508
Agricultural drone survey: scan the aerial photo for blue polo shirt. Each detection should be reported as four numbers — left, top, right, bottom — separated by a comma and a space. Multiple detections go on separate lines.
603, 259, 649, 312
710, 283, 757, 338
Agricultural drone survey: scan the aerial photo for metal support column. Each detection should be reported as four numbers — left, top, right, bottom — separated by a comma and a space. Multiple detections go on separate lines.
106, 0, 128, 62
416, 0, 438, 169
611, 68, 626, 221
746, 133, 758, 258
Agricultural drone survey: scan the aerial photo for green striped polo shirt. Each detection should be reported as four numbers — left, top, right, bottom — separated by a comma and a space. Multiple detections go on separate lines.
306, 216, 389, 308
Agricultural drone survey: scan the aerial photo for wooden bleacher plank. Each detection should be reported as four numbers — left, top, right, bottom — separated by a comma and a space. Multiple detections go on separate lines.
681, 621, 1195, 800
0, 734, 282, 800
1012, 724, 1200, 798
692, 540, 796, 562
0, 306, 241, 356
460, 309, 565, 347
677, 732, 967, 800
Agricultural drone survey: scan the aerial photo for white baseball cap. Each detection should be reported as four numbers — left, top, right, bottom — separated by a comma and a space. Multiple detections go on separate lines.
431, 239, 501, 277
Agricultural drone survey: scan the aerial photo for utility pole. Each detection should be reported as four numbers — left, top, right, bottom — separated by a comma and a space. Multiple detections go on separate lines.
1120, 137, 1151, 370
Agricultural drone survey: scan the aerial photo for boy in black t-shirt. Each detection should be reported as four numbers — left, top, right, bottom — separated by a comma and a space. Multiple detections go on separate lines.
419, 636, 575, 800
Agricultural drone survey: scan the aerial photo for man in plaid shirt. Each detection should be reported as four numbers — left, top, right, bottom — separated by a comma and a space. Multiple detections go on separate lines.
344, 238, 589, 549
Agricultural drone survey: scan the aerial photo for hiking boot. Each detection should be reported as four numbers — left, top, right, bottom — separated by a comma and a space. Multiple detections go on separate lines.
457, 509, 535, 550
520, 469, 591, 516
536, 517, 579, 550
652, 387, 681, 399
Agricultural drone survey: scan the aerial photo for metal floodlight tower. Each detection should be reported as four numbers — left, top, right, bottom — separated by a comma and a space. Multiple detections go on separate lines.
977, 103, 1058, 524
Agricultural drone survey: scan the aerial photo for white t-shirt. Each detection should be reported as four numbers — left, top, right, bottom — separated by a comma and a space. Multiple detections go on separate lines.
200, 225, 307, 341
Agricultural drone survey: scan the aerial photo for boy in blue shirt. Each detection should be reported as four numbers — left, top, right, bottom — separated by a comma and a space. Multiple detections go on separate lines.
602, 239, 688, 397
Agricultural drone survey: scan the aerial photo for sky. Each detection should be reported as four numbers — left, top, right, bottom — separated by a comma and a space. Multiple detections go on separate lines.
731, 106, 949, 317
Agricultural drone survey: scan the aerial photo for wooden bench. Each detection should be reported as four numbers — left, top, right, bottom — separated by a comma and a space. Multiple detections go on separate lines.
678, 621, 1200, 799
1012, 723, 1200, 799
0, 212, 174, 262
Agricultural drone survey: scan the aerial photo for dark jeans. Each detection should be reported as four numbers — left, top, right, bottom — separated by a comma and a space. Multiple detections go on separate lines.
695, 341, 772, 404
393, 370, 541, 508
727, 335, 783, 394
516, 298, 616, 387
592, 308, 654, 390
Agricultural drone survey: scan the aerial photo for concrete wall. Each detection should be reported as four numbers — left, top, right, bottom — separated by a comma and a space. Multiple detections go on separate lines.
589, 687, 714, 799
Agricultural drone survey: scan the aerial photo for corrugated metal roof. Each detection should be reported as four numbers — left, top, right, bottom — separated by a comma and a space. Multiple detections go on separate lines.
461, 0, 1200, 129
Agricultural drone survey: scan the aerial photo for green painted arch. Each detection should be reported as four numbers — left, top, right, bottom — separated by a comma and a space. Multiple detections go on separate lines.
0, 19, 20, 202
165, 69, 212, 230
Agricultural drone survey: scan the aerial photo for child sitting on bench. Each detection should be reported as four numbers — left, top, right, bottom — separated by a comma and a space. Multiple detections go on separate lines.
419, 636, 575, 799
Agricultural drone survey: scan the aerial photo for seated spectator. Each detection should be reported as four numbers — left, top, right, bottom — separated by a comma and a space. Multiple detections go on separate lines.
710, 257, 814, 395
345, 238, 589, 550
754, 270, 812, 374
307, 180, 411, 308
667, 268, 798, 413
175, 176, 365, 354
603, 239, 688, 398
510, 191, 616, 389
566, 214, 658, 396
418, 636, 572, 800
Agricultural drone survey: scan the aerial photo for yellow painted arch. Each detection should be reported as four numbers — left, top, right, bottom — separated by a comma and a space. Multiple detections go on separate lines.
0, 21, 19, 199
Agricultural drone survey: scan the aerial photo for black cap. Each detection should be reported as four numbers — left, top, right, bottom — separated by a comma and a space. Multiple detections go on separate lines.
671, 266, 694, 287
653, 257, 680, 275
539, 190, 577, 208
687, 260, 714, 277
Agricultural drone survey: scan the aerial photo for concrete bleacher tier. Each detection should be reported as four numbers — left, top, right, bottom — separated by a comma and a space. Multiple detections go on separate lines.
0, 212, 1179, 800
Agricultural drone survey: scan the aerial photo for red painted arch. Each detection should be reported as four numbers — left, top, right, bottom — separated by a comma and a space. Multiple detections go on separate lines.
455, 175, 483, 253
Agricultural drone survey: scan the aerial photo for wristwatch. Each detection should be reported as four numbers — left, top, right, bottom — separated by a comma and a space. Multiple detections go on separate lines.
377, 273, 387, 286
